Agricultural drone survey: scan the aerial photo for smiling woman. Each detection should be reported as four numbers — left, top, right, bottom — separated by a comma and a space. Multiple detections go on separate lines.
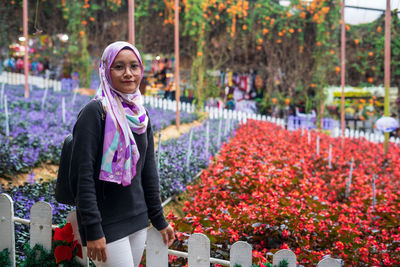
110, 49, 142, 94
67, 41, 175, 267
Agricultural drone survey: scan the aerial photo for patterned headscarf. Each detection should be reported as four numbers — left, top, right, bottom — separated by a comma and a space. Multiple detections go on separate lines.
95, 41, 148, 186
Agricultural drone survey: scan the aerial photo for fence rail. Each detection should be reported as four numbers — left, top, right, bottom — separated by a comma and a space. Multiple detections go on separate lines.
0, 193, 342, 267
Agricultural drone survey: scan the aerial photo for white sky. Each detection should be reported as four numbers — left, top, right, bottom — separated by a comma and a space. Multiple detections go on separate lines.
279, 0, 400, 25
345, 0, 400, 25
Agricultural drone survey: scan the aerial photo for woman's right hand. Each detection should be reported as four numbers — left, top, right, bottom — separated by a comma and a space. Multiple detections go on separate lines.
87, 237, 107, 262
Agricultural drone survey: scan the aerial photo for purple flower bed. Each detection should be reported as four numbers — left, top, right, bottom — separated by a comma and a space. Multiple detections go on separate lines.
0, 84, 197, 177
158, 119, 238, 199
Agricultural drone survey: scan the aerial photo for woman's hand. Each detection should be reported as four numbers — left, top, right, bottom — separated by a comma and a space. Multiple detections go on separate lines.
87, 237, 107, 262
159, 224, 175, 247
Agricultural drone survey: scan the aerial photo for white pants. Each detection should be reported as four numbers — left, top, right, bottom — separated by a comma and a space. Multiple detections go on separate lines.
92, 228, 147, 267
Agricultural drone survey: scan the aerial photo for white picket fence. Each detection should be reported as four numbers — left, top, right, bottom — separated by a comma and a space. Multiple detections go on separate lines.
0, 193, 342, 267
143, 96, 400, 145
0, 71, 62, 91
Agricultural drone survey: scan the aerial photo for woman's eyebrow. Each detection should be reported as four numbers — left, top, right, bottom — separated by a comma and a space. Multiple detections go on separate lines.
112, 60, 139, 65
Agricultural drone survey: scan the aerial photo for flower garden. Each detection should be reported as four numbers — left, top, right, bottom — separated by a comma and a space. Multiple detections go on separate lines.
2, 0, 400, 266
169, 121, 400, 266
1, 83, 400, 266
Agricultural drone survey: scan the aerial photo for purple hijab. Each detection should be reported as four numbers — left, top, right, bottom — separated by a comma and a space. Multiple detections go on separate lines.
95, 41, 148, 186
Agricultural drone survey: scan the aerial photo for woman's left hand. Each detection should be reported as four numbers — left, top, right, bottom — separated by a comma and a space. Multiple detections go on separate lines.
159, 224, 175, 247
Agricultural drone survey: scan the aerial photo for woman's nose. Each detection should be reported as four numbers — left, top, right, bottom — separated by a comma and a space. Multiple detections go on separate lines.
124, 66, 133, 76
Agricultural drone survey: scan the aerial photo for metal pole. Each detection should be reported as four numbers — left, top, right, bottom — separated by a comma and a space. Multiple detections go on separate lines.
23, 0, 29, 98
340, 0, 346, 145
384, 0, 391, 154
128, 0, 135, 44
174, 0, 180, 130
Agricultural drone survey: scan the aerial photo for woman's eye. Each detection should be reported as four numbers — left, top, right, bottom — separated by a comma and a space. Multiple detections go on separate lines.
131, 64, 139, 69
114, 65, 123, 69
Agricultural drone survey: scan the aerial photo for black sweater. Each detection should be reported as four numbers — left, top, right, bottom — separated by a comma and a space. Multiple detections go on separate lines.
70, 100, 168, 246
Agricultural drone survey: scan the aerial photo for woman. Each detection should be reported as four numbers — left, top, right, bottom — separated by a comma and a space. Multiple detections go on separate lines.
71, 41, 175, 266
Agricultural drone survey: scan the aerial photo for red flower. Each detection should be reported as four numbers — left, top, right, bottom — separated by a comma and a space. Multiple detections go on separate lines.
72, 240, 83, 258
54, 245, 73, 264
54, 222, 74, 243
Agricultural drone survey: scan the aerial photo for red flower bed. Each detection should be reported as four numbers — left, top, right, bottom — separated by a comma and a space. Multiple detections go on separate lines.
169, 120, 400, 266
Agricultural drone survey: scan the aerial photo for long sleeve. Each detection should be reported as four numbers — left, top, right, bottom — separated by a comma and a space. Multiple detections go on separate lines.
142, 117, 169, 230
72, 101, 104, 241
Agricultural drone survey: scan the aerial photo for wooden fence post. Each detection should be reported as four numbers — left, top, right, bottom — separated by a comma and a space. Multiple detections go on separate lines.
273, 249, 296, 267
317, 257, 341, 267
146, 227, 168, 267
30, 201, 52, 251
188, 233, 210, 267
0, 193, 15, 267
230, 241, 252, 267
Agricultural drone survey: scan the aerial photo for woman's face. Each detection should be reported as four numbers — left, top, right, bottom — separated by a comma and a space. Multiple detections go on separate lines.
110, 49, 142, 94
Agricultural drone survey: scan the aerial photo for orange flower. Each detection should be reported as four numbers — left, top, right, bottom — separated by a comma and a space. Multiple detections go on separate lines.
335, 66, 340, 73
286, 11, 291, 18
270, 18, 275, 25
299, 46, 303, 53
368, 77, 373, 83
265, 16, 270, 21
277, 39, 282, 44
354, 39, 359, 45
368, 52, 374, 57
377, 26, 382, 33
371, 66, 375, 71
242, 25, 247, 30
289, 28, 294, 34
79, 30, 85, 36
197, 51, 203, 57
298, 28, 302, 33
258, 38, 263, 44
112, 21, 117, 26
285, 98, 290, 105
299, 11, 306, 19
330, 50, 335, 55
310, 83, 316, 88
278, 32, 283, 37
257, 46, 262, 51
263, 28, 269, 35
192, 22, 197, 26
215, 14, 220, 20
89, 17, 95, 22
81, 20, 87, 25
317, 41, 322, 46
345, 25, 350, 31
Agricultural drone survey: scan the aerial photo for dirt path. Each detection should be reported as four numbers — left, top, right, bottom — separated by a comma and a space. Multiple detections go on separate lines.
0, 117, 206, 187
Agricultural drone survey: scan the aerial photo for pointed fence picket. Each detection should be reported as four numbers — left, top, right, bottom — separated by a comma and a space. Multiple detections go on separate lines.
0, 193, 342, 267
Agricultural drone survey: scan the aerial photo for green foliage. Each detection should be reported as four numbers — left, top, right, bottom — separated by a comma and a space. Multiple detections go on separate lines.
21, 243, 55, 267
346, 12, 400, 88
0, 248, 11, 267
20, 242, 84, 267
249, 259, 288, 267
